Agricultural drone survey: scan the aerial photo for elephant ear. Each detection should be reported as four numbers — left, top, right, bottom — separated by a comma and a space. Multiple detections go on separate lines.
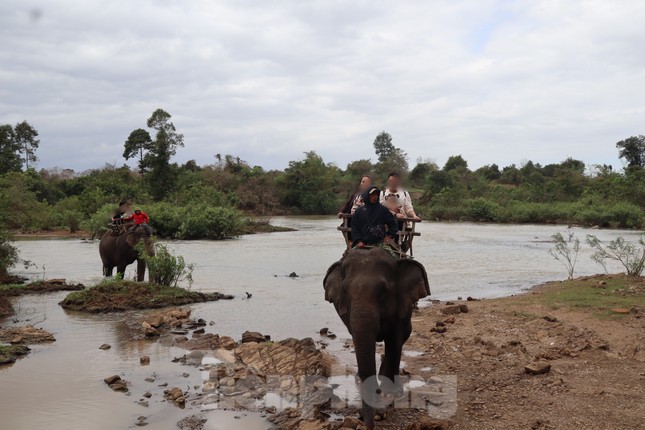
323, 261, 349, 317
396, 259, 430, 319
125, 231, 139, 247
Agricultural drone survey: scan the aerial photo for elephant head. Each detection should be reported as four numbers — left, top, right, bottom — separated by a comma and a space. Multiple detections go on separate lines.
126, 225, 155, 257
323, 248, 430, 428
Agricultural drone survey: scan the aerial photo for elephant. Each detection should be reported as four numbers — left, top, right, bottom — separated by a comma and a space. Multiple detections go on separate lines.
323, 247, 430, 429
99, 225, 155, 282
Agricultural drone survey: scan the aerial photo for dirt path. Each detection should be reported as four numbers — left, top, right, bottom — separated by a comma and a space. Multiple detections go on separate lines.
399, 275, 644, 430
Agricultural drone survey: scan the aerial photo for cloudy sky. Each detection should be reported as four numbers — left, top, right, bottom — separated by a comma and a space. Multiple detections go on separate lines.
1, 0, 644, 172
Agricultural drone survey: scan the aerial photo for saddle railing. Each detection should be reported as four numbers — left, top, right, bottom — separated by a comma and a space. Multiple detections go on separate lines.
337, 213, 421, 257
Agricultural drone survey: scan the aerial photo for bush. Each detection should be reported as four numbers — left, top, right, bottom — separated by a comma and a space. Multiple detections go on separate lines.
586, 234, 645, 276
178, 205, 244, 239
0, 229, 19, 278
607, 202, 643, 228
138, 242, 193, 287
83, 204, 114, 239
549, 232, 580, 279
467, 198, 498, 222
148, 203, 244, 239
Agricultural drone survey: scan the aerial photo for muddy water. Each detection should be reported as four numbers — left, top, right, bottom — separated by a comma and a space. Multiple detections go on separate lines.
0, 218, 638, 429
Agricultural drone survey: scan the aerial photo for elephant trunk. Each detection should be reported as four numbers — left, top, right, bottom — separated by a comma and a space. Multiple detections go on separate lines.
144, 236, 155, 257
351, 309, 379, 429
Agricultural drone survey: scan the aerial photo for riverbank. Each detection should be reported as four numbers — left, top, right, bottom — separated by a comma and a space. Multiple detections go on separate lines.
396, 274, 644, 430
10, 218, 295, 240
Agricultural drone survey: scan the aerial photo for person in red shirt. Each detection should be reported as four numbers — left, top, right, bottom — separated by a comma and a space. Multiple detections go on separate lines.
123, 209, 151, 234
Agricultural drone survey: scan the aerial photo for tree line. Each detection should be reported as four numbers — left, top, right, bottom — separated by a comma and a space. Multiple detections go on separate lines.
2, 109, 645, 240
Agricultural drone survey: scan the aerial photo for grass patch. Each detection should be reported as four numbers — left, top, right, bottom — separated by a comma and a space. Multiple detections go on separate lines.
519, 275, 644, 319
0, 280, 84, 297
0, 344, 30, 365
60, 278, 233, 313
238, 218, 296, 235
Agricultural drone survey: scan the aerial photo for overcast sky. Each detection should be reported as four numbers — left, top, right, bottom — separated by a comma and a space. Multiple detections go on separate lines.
1, 0, 644, 172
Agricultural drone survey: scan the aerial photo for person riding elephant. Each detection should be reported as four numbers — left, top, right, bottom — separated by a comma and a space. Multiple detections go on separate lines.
99, 221, 155, 281
351, 186, 398, 249
122, 208, 151, 235
323, 248, 430, 429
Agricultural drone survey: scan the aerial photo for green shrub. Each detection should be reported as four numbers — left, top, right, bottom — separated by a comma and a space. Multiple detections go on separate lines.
82, 204, 114, 239
0, 229, 19, 278
148, 203, 244, 239
147, 202, 183, 238
607, 202, 643, 228
587, 235, 645, 276
138, 242, 193, 287
467, 198, 498, 222
179, 205, 244, 239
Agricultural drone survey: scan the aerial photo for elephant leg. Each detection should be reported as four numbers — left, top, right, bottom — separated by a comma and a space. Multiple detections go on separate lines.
351, 312, 378, 430
116, 265, 127, 280
103, 265, 114, 277
136, 259, 146, 282
381, 320, 412, 395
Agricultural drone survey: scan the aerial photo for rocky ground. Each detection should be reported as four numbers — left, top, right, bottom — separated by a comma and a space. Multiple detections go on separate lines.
0, 325, 56, 365
399, 274, 644, 430
95, 274, 644, 430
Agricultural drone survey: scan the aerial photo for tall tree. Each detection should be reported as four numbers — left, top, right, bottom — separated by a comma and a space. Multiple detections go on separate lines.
372, 131, 408, 177
0, 125, 21, 174
616, 135, 645, 168
14, 121, 39, 170
443, 155, 469, 171
123, 128, 153, 176
145, 109, 184, 200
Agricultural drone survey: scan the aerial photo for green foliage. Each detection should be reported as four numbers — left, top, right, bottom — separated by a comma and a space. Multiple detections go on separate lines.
14, 121, 40, 170
443, 155, 468, 171
137, 242, 193, 287
123, 128, 153, 176
83, 204, 115, 239
0, 121, 40, 173
0, 228, 19, 277
280, 151, 340, 214
372, 131, 408, 176
148, 202, 244, 239
468, 198, 498, 222
616, 135, 645, 168
0, 124, 21, 174
123, 109, 185, 200
586, 235, 645, 276
550, 232, 580, 279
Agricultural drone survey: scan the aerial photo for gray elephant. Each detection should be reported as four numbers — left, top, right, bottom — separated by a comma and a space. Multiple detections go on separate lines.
323, 248, 430, 429
99, 225, 155, 281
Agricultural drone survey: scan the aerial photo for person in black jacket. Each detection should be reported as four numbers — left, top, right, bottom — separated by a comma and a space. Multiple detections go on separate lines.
351, 186, 398, 248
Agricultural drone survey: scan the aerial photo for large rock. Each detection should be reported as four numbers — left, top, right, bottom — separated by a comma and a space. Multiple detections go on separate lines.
0, 325, 55, 344
235, 337, 327, 378
182, 333, 221, 350
104, 375, 128, 392
242, 331, 268, 343
525, 361, 552, 375
141, 308, 192, 330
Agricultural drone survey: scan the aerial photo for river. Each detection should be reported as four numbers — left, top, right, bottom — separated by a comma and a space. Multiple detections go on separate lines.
0, 218, 638, 429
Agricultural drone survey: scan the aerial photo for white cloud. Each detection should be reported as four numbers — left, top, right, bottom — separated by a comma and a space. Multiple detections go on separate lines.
0, 0, 643, 172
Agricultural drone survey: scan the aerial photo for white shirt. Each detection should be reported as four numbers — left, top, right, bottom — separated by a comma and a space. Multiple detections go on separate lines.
380, 188, 414, 217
